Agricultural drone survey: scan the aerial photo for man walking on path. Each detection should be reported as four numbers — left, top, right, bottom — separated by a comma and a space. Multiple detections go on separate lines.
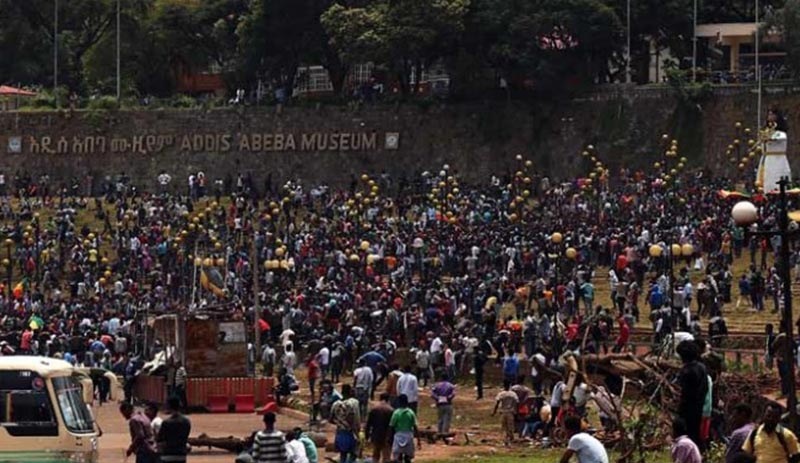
492, 383, 519, 446
431, 372, 456, 434
366, 392, 394, 463
120, 402, 158, 463
157, 396, 192, 463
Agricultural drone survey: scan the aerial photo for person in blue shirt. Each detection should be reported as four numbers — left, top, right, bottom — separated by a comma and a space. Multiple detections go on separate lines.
357, 351, 387, 370
649, 284, 663, 311
502, 353, 519, 390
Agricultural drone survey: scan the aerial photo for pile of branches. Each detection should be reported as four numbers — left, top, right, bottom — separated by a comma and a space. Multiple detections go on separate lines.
577, 344, 780, 463
571, 352, 675, 459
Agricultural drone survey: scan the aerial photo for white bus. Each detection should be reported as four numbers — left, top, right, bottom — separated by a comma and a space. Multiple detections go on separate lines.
0, 356, 99, 462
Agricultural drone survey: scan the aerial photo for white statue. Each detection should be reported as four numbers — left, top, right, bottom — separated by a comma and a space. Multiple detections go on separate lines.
756, 120, 791, 193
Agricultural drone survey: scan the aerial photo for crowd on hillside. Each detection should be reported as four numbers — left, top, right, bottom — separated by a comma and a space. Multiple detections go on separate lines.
0, 160, 799, 462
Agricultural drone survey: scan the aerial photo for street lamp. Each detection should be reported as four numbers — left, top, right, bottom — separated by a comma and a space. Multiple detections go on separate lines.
4, 238, 12, 299
731, 179, 798, 432
550, 232, 564, 299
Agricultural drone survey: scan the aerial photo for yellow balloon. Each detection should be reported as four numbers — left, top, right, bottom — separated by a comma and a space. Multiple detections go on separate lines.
203, 258, 213, 267
275, 247, 285, 258
670, 244, 681, 256
216, 258, 225, 267
551, 232, 563, 244
565, 247, 577, 260
649, 245, 662, 257
360, 240, 370, 251
681, 243, 694, 256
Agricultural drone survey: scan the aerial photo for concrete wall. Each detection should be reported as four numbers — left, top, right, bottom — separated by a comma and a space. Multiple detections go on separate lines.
2, 85, 800, 189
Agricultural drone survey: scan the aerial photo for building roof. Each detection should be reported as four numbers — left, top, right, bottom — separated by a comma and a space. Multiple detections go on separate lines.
0, 85, 36, 97
0, 356, 74, 376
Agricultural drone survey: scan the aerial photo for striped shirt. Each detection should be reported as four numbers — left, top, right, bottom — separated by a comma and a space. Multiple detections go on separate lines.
175, 367, 187, 387
252, 429, 287, 463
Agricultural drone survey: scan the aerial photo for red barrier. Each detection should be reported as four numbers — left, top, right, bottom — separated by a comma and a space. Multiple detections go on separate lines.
234, 394, 255, 413
207, 395, 229, 413
134, 375, 166, 405
184, 377, 275, 409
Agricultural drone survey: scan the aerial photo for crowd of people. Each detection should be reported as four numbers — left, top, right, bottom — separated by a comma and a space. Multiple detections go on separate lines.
0, 156, 799, 462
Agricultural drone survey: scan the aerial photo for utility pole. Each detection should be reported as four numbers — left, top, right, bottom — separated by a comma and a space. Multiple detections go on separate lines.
626, 0, 632, 84
777, 179, 798, 432
116, 0, 121, 102
692, 0, 698, 82
251, 226, 262, 369
53, 0, 58, 105
756, 0, 762, 129
732, 178, 798, 431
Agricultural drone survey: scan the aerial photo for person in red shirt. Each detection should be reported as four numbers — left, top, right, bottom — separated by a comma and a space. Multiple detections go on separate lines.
258, 318, 270, 346
306, 356, 321, 403
566, 318, 579, 342
614, 317, 630, 353
20, 327, 33, 354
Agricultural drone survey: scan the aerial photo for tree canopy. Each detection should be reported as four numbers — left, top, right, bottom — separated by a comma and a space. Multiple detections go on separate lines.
0, 0, 780, 99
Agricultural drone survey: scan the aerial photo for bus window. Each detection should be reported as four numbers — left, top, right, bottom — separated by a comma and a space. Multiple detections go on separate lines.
52, 377, 94, 434
0, 370, 58, 436
0, 390, 57, 436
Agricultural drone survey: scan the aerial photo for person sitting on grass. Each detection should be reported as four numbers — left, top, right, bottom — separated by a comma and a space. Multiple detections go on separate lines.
559, 415, 608, 463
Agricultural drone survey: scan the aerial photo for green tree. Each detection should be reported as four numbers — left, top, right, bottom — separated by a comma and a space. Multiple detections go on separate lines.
601, 0, 691, 84
469, 0, 621, 93
0, 1, 51, 86
237, 0, 340, 97
82, 0, 248, 97
3, 0, 117, 91
322, 0, 469, 95
766, 0, 800, 78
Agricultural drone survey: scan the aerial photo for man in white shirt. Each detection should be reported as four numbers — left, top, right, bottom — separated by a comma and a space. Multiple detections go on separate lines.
317, 346, 330, 380
430, 336, 443, 369
279, 329, 295, 348
396, 366, 419, 413
285, 429, 310, 463
353, 360, 374, 417
559, 416, 609, 463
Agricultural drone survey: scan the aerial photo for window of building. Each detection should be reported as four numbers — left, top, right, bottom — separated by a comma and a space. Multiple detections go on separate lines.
350, 63, 374, 84
295, 66, 333, 93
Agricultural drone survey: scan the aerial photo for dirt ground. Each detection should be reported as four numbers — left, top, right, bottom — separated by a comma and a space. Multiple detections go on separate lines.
93, 386, 502, 463
95, 404, 308, 462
